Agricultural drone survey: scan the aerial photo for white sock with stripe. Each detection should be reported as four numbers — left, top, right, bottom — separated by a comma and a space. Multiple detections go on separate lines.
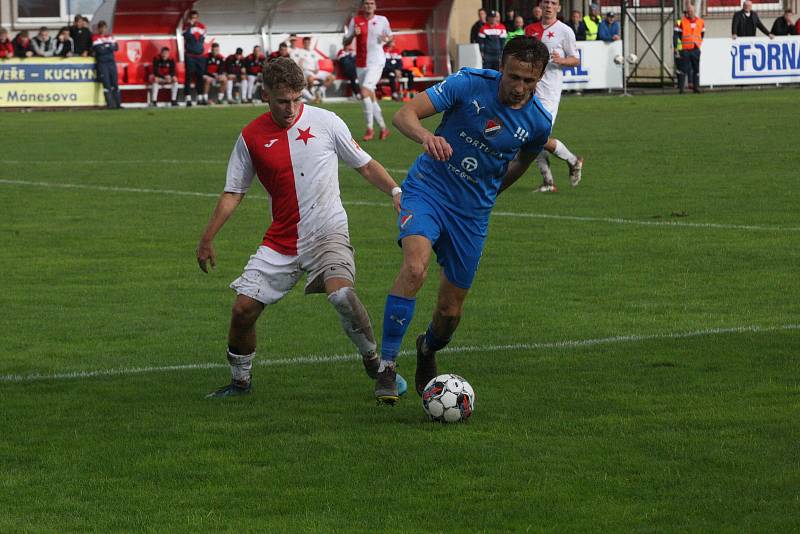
372, 100, 386, 130
362, 98, 374, 129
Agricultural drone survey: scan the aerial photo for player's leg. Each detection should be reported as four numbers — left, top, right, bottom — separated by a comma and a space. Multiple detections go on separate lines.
364, 66, 389, 140
247, 74, 257, 101
225, 74, 234, 103
415, 271, 469, 393
356, 68, 375, 137
534, 149, 556, 192
690, 49, 701, 93
184, 58, 194, 105
543, 136, 584, 187
148, 74, 158, 105
207, 247, 301, 398
169, 77, 179, 105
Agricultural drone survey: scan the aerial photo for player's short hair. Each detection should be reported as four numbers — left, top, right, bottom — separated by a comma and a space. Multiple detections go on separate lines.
96, 20, 108, 29
160, 47, 169, 52
262, 57, 306, 92
188, 10, 199, 17
211, 42, 219, 48
501, 36, 550, 77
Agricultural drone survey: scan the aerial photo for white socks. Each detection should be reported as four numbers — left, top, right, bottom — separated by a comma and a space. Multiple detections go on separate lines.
362, 98, 374, 129
170, 83, 178, 102
227, 349, 254, 384
152, 83, 180, 104
327, 287, 377, 357
552, 139, 578, 166
536, 150, 554, 184
226, 79, 234, 101
372, 100, 386, 130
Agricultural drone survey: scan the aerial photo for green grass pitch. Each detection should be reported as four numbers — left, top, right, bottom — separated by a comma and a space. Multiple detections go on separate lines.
1, 90, 798, 532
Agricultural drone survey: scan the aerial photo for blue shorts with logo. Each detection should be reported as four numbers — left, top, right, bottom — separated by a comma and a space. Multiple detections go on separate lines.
397, 190, 487, 289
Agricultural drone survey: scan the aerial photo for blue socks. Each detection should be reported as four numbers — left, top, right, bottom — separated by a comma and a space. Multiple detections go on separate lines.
380, 294, 416, 361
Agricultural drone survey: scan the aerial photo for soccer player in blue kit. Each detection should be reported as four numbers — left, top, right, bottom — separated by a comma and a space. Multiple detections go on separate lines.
373, 36, 553, 403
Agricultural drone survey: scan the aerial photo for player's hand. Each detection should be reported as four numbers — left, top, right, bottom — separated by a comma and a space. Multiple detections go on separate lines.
551, 50, 562, 61
422, 134, 453, 162
197, 240, 216, 273
392, 191, 402, 214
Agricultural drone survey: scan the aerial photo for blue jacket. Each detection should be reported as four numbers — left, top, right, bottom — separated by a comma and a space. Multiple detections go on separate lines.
598, 19, 620, 42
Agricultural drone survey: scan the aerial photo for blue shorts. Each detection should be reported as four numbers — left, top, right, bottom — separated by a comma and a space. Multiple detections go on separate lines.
397, 191, 486, 289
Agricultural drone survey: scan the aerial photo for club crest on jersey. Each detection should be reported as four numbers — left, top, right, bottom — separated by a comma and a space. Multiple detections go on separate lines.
483, 118, 503, 138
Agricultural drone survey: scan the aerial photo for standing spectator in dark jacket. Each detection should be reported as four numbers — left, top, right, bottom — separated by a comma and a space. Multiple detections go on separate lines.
69, 15, 92, 56
0, 28, 14, 59
31, 27, 55, 57
567, 9, 586, 40
503, 9, 516, 31
732, 1, 774, 39
53, 27, 74, 57
335, 44, 360, 98
478, 10, 506, 70
13, 30, 34, 58
770, 9, 796, 36
92, 21, 121, 109
470, 8, 487, 44
182, 10, 207, 106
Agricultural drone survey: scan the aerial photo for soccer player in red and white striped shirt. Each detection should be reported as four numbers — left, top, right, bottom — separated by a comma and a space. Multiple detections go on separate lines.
343, 0, 393, 141
198, 58, 404, 398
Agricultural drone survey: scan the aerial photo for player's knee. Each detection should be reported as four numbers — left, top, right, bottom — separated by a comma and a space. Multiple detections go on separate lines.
435, 301, 462, 321
231, 299, 260, 326
401, 260, 427, 289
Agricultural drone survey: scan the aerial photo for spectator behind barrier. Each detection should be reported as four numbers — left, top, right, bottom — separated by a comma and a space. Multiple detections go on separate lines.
54, 27, 74, 57
598, 12, 621, 42
470, 8, 487, 44
506, 16, 526, 41
582, 3, 602, 41
770, 9, 796, 36
31, 26, 55, 57
732, 1, 774, 39
269, 42, 290, 61
568, 10, 586, 40
69, 15, 92, 57
527, 5, 543, 25
0, 28, 14, 58
224, 47, 247, 103
503, 9, 516, 31
13, 30, 34, 58
478, 10, 507, 70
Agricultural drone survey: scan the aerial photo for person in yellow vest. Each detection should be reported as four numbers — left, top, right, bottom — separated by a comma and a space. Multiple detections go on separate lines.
583, 3, 602, 41
674, 3, 705, 94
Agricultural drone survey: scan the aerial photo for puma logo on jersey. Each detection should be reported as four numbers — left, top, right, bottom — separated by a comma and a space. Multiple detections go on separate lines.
264, 139, 278, 148
471, 99, 485, 114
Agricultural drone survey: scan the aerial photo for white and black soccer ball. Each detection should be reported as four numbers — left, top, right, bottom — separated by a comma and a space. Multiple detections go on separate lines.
422, 374, 475, 423
627, 53, 638, 64
613, 54, 625, 65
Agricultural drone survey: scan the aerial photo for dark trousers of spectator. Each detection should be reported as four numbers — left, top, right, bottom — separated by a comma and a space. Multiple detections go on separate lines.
185, 55, 207, 101
96, 62, 121, 109
338, 55, 360, 96
677, 49, 700, 93
483, 55, 501, 71
382, 65, 415, 97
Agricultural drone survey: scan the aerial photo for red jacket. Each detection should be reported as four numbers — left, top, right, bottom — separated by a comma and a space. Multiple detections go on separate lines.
0, 39, 13, 58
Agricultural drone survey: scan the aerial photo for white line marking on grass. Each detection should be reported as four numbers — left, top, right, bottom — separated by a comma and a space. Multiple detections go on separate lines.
3, 178, 799, 233
1, 323, 797, 384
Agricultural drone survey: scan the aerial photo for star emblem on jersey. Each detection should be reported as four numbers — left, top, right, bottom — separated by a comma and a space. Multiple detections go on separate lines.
547, 31, 555, 38
295, 127, 315, 145
483, 118, 503, 138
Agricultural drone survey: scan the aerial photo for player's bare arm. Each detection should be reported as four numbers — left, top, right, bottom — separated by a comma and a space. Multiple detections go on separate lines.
549, 50, 580, 68
392, 92, 453, 162
498, 151, 538, 194
196, 192, 244, 272
354, 159, 402, 213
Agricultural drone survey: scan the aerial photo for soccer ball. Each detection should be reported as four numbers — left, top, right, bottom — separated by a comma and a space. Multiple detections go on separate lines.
421, 374, 475, 423
627, 53, 638, 64
613, 54, 625, 65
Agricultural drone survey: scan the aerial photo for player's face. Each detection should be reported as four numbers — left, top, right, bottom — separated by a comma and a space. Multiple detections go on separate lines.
362, 0, 376, 16
266, 87, 304, 128
540, 0, 560, 20
499, 56, 542, 108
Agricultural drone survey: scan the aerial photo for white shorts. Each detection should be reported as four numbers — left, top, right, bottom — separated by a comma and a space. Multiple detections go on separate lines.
357, 66, 383, 91
305, 70, 333, 82
537, 95, 560, 126
230, 233, 356, 305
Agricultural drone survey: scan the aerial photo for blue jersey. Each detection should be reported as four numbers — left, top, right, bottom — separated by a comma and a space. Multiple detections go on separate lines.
403, 68, 552, 224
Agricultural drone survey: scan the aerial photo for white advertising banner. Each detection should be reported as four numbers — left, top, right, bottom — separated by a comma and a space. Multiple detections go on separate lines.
562, 40, 623, 90
701, 36, 800, 86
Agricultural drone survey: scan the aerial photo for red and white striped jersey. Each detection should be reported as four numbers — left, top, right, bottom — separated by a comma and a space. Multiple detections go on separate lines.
224, 105, 372, 256
345, 14, 392, 68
